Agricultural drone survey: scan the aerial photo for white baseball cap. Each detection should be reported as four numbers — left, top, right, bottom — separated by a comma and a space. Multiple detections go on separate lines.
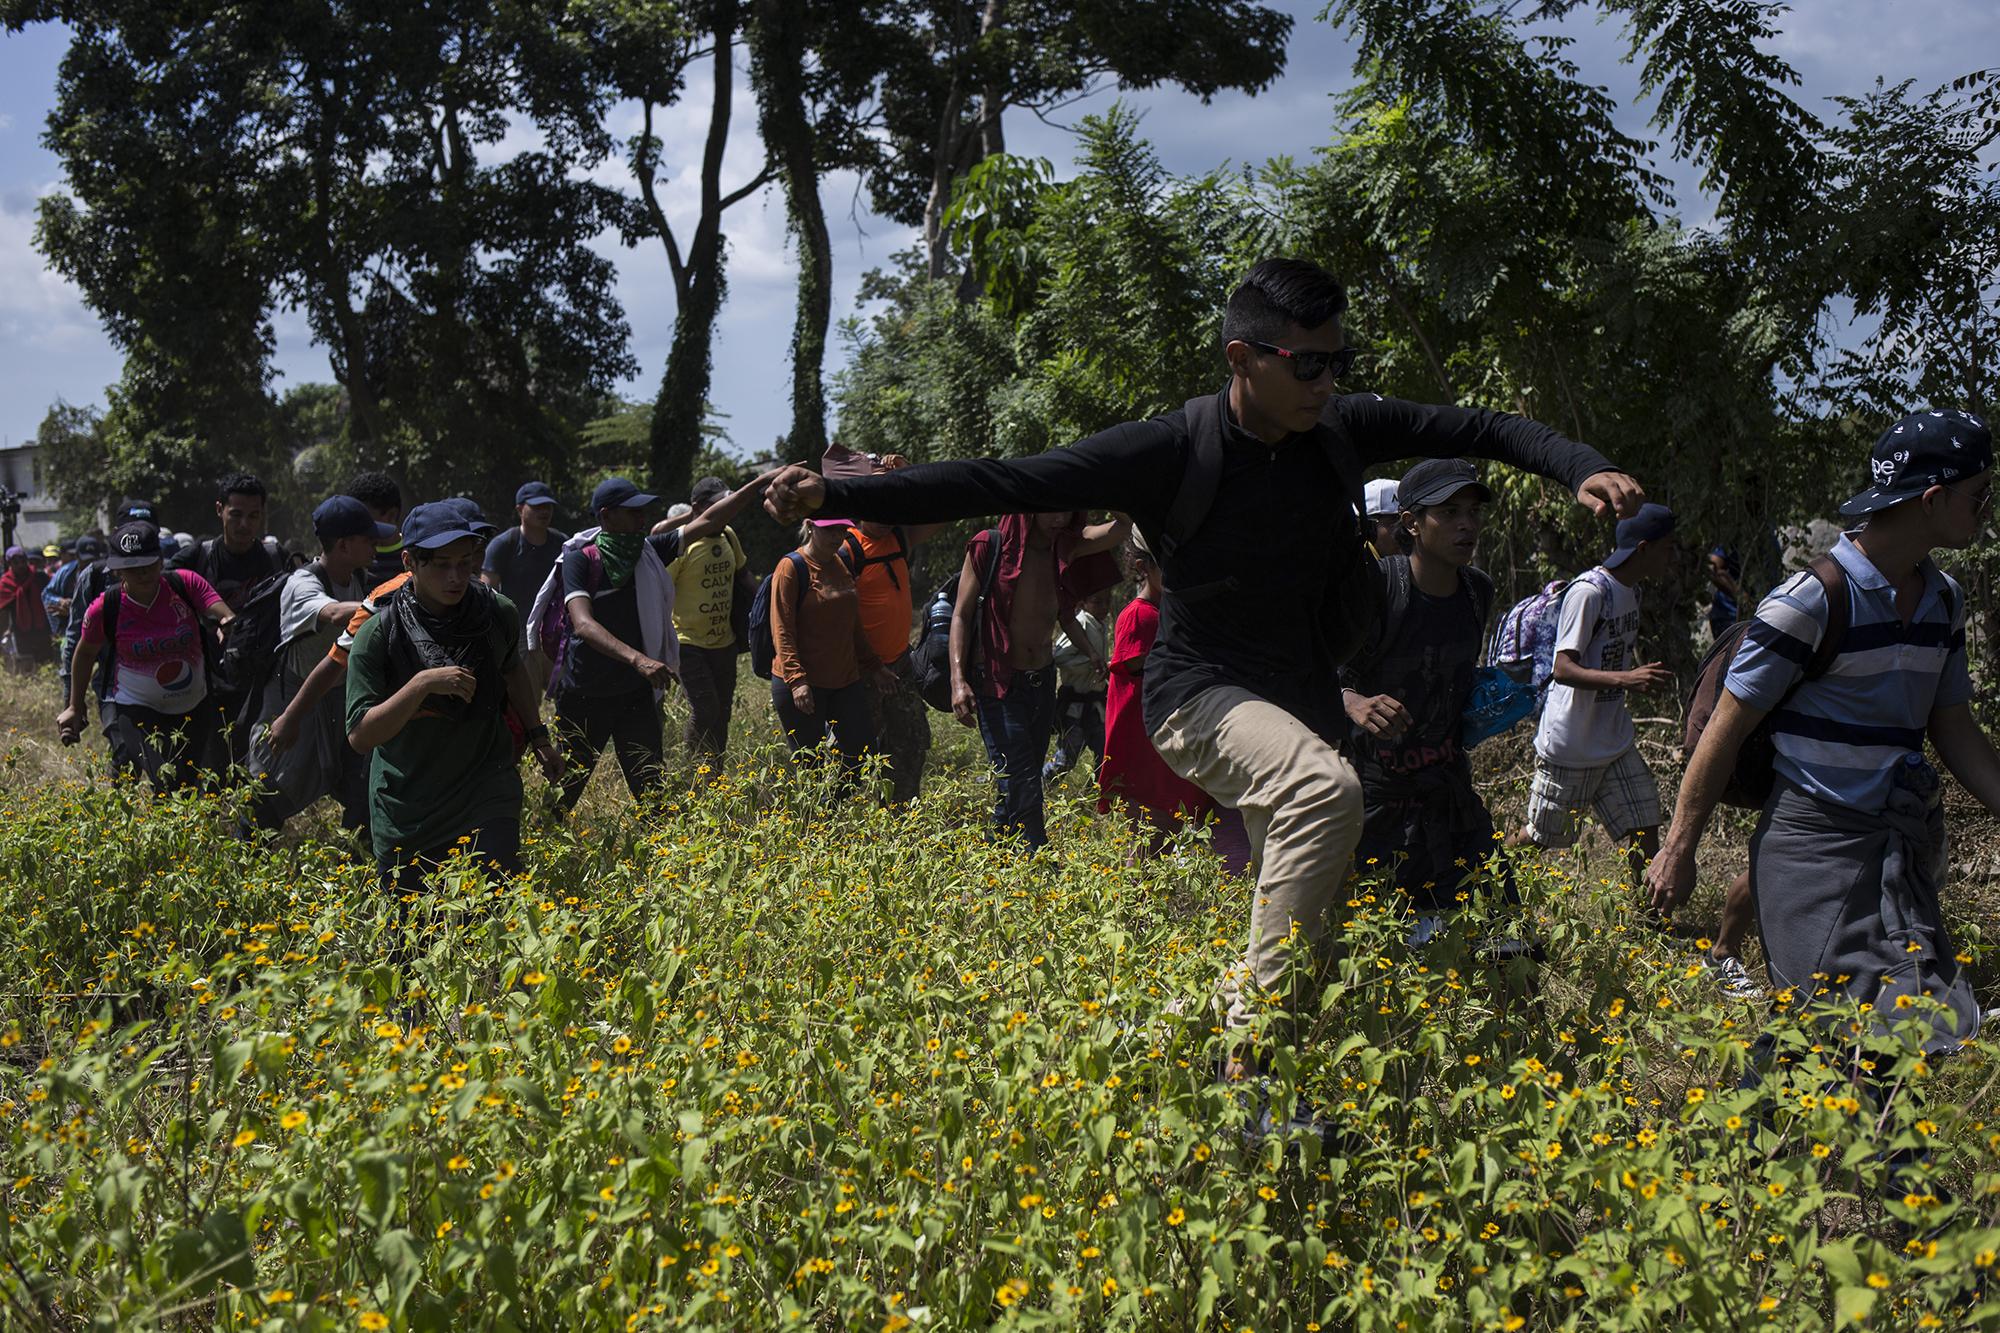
1363, 477, 1401, 517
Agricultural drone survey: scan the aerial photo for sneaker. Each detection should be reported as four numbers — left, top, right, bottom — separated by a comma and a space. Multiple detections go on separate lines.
1706, 954, 1766, 1000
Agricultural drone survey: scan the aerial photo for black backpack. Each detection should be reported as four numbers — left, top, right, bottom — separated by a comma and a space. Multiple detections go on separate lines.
217, 566, 329, 719
912, 528, 1001, 712
839, 526, 908, 588
747, 553, 811, 681
1146, 391, 1381, 668
96, 571, 220, 695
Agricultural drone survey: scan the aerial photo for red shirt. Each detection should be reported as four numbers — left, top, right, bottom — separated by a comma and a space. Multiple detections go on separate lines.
1097, 597, 1214, 819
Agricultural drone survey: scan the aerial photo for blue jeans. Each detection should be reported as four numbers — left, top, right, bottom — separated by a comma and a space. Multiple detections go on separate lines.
976, 666, 1057, 846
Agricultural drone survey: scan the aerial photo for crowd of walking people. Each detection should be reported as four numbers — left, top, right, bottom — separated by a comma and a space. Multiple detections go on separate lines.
17, 257, 2000, 1151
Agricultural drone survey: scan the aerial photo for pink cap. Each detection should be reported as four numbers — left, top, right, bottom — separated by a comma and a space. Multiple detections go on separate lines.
810, 516, 852, 528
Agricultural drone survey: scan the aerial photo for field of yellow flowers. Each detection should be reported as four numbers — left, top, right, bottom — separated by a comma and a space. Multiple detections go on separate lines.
3, 671, 2000, 1330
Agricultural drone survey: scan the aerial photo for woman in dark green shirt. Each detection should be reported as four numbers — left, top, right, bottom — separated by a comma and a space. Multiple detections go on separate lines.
346, 502, 560, 892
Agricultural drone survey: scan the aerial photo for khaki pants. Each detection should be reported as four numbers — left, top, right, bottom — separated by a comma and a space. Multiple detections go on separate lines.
1151, 686, 1364, 1033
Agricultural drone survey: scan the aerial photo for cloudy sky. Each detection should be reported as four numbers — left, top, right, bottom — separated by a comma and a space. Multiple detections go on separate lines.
0, 0, 1992, 465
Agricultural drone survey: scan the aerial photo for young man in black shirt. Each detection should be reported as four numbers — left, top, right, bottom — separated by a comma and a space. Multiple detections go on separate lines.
763, 258, 1644, 1074
1341, 459, 1517, 947
549, 474, 766, 809
169, 473, 282, 610
169, 473, 284, 762
482, 481, 569, 693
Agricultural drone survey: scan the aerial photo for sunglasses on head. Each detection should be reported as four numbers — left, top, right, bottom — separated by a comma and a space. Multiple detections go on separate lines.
1244, 340, 1358, 382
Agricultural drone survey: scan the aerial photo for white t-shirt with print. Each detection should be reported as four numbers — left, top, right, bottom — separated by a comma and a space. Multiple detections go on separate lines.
1533, 568, 1642, 767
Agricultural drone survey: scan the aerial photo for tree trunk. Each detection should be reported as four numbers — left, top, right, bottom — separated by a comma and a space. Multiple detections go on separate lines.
750, 0, 832, 462
648, 0, 770, 501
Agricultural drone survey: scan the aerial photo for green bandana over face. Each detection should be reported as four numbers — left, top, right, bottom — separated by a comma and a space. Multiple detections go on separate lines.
593, 529, 644, 590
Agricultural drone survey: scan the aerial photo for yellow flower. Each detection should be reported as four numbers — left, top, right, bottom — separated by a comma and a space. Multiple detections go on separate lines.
280, 1111, 308, 1131
1685, 1087, 1706, 1104
1257, 1186, 1277, 1201
447, 1155, 471, 1172
1017, 1194, 1043, 1209
1166, 1207, 1185, 1226
267, 1289, 295, 1303
996, 1277, 1030, 1307
436, 1221, 454, 1239
599, 1185, 617, 1202
1758, 1297, 1778, 1312
612, 1035, 633, 1054
359, 1315, 389, 1331
1865, 1272, 1889, 1289
374, 1022, 401, 1039
1101, 1277, 1118, 1298
232, 1129, 258, 1149
522, 971, 546, 986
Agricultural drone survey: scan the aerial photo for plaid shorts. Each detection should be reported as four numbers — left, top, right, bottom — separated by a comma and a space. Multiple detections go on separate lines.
1525, 746, 1662, 846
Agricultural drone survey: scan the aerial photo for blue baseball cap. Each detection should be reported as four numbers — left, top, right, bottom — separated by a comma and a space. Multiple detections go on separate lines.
313, 495, 398, 544
1603, 502, 1677, 569
590, 476, 657, 512
515, 481, 557, 508
401, 501, 486, 550
445, 497, 499, 537
1840, 409, 1994, 517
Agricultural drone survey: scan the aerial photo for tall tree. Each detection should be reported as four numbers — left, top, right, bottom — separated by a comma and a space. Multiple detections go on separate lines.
742, 0, 902, 461
8, 0, 636, 502
605, 0, 773, 500
857, 0, 1293, 282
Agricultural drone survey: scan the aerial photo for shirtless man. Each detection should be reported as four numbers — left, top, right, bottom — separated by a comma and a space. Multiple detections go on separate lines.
949, 510, 1127, 845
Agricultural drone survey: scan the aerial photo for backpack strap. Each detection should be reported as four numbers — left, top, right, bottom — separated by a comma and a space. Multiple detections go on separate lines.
1159, 393, 1226, 562
974, 527, 1002, 599
1374, 553, 1414, 664
784, 550, 812, 616
1801, 553, 1850, 680
1464, 565, 1495, 630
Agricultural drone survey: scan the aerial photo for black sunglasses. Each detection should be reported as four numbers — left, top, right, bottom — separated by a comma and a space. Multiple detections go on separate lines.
1244, 340, 1358, 382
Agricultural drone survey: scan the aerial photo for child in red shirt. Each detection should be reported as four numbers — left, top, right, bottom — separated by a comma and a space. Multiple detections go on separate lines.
1099, 534, 1249, 872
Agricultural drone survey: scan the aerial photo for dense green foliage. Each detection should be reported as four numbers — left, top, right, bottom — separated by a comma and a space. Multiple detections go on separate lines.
4, 684, 2000, 1329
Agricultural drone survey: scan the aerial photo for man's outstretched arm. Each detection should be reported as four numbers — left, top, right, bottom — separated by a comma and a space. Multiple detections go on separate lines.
766, 419, 1183, 527
1335, 395, 1645, 519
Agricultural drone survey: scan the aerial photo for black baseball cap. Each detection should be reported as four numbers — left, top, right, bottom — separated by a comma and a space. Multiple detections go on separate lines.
689, 476, 731, 509
313, 495, 398, 543
103, 521, 164, 570
401, 501, 484, 550
1839, 409, 1994, 517
1603, 502, 1678, 570
75, 534, 106, 560
515, 481, 557, 508
590, 476, 657, 511
1398, 458, 1493, 511
115, 497, 157, 525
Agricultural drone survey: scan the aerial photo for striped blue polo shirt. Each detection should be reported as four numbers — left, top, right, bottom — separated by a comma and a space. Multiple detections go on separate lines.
1724, 531, 1970, 813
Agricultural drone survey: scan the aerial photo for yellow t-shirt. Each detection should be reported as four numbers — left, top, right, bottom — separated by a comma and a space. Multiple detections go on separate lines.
668, 526, 745, 650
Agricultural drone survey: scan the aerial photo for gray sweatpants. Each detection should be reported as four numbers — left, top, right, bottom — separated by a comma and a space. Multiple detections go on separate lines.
1750, 770, 1979, 1052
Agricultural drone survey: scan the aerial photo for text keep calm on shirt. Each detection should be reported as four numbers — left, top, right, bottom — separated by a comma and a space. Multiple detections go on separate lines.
1534, 569, 1641, 767
662, 527, 743, 651
80, 571, 223, 713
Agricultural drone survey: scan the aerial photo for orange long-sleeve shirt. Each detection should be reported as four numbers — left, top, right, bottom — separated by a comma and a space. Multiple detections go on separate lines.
769, 548, 878, 689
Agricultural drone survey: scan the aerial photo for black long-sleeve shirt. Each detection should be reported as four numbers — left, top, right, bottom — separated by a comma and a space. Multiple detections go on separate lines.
824, 385, 1618, 738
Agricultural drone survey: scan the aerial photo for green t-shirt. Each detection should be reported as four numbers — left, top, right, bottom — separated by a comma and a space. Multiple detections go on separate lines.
345, 595, 524, 861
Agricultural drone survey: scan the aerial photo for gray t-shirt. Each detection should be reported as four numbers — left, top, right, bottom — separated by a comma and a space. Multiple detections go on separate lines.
484, 525, 569, 610
278, 564, 365, 687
